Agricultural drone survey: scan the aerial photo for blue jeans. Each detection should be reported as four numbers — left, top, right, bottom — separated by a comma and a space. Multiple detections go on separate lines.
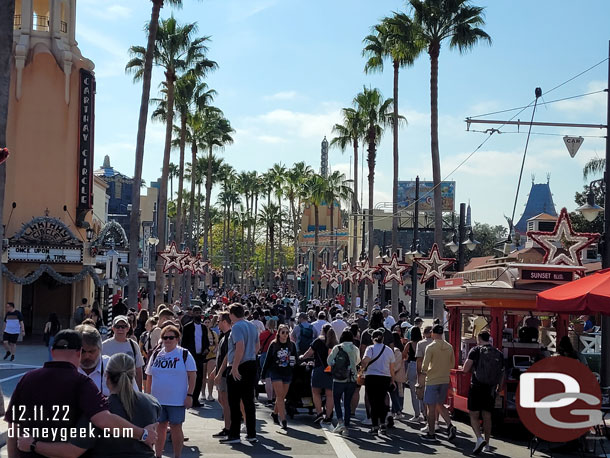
389, 382, 404, 413
333, 380, 356, 427
407, 361, 424, 417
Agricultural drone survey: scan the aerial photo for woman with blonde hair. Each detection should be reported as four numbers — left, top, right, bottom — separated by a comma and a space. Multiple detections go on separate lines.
146, 325, 196, 458
17, 353, 160, 457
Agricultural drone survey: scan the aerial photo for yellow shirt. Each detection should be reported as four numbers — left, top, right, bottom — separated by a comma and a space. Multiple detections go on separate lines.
421, 339, 455, 386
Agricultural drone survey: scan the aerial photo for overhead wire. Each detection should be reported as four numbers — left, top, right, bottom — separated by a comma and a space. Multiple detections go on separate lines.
355, 56, 609, 226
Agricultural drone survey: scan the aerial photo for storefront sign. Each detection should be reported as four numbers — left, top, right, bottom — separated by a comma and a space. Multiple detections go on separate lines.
142, 224, 152, 271
95, 251, 129, 264
9, 246, 82, 263
521, 269, 573, 282
78, 69, 95, 211
437, 278, 464, 288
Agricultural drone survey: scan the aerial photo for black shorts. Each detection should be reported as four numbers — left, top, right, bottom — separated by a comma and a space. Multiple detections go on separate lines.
3, 332, 18, 344
467, 383, 496, 412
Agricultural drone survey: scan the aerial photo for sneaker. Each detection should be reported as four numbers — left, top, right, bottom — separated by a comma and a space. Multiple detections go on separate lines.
313, 412, 324, 424
271, 413, 280, 425
207, 394, 215, 401
483, 445, 492, 454
416, 414, 426, 423
420, 425, 430, 433
473, 437, 486, 454
246, 436, 258, 443
10, 355, 14, 361
322, 416, 332, 424
367, 427, 379, 435
379, 424, 387, 435
362, 417, 373, 426
219, 437, 241, 444
421, 433, 438, 442
3, 351, 9, 360
447, 424, 457, 441
281, 420, 287, 430
240, 424, 247, 433
332, 422, 346, 435
212, 429, 229, 438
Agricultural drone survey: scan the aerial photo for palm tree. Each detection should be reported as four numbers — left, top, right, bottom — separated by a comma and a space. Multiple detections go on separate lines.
258, 203, 281, 288
363, 13, 419, 314
354, 86, 393, 308
125, 0, 186, 309
200, 107, 234, 262
331, 108, 366, 308
284, 163, 313, 279
304, 174, 327, 298
584, 158, 605, 180
172, 73, 216, 253
127, 16, 216, 305
409, 0, 491, 249
324, 171, 353, 265
0, 1, 15, 317
268, 163, 286, 271
168, 162, 179, 199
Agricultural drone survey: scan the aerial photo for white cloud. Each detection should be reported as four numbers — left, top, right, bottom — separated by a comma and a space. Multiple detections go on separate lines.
552, 80, 606, 114
264, 91, 299, 101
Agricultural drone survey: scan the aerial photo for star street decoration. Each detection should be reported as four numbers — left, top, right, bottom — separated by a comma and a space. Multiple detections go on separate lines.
319, 264, 330, 280
192, 255, 208, 275
180, 248, 196, 274
380, 254, 409, 285
159, 242, 187, 273
274, 268, 283, 279
341, 265, 359, 284
415, 244, 455, 284
328, 267, 343, 287
355, 258, 378, 284
527, 207, 600, 267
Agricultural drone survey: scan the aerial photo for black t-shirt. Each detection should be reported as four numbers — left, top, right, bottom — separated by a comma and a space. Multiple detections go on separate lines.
263, 341, 297, 376
311, 338, 329, 368
5, 361, 108, 456
356, 318, 369, 333
216, 330, 231, 376
72, 392, 160, 457
361, 328, 393, 348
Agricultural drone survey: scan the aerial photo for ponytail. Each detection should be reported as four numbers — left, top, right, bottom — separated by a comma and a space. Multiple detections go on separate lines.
106, 353, 136, 420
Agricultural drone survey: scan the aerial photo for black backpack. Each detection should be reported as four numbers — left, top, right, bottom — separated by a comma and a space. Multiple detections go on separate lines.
331, 346, 351, 381
474, 345, 504, 386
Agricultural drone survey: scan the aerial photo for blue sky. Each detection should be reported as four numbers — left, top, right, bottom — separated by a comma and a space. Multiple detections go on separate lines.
77, 0, 610, 227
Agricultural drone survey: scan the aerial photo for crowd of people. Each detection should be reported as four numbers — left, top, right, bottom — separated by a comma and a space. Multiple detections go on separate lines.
3, 288, 508, 457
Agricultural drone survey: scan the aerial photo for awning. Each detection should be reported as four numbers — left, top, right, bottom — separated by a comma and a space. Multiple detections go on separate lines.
537, 268, 610, 314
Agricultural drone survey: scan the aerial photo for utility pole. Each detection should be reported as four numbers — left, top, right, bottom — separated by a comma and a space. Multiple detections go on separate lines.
601, 40, 610, 387
410, 176, 420, 320
457, 203, 466, 272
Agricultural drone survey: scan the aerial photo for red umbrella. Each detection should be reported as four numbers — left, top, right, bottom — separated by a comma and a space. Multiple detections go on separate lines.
537, 268, 610, 314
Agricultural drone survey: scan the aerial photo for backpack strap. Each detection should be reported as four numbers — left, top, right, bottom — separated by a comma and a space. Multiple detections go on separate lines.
129, 339, 137, 360
183, 348, 188, 365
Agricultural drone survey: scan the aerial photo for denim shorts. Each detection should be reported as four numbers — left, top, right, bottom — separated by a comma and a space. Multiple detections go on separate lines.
159, 405, 186, 424
423, 383, 449, 405
268, 370, 292, 384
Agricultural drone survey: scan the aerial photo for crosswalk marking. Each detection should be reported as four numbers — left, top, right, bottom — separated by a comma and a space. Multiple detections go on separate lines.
322, 425, 357, 458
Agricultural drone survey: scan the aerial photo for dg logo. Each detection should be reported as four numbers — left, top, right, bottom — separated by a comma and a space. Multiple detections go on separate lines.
516, 356, 602, 442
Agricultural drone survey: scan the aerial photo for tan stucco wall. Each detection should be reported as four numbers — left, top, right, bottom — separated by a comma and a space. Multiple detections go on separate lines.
5, 50, 91, 236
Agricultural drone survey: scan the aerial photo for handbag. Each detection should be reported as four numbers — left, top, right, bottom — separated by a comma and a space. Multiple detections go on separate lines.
357, 346, 386, 386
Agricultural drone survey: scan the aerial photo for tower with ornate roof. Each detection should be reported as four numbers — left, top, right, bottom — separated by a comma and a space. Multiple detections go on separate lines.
515, 175, 557, 236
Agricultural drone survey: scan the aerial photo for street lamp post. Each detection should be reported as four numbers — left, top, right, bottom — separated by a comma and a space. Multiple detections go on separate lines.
148, 235, 159, 313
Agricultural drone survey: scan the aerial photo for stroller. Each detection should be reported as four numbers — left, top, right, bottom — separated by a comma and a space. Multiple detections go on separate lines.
285, 360, 316, 418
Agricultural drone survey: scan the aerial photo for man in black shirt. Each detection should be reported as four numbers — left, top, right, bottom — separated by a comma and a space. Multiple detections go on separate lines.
6, 330, 156, 457
213, 312, 232, 438
182, 306, 210, 407
3, 302, 24, 361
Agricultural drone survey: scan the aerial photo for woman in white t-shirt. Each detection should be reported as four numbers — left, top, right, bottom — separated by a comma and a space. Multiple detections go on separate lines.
361, 328, 395, 435
145, 325, 196, 458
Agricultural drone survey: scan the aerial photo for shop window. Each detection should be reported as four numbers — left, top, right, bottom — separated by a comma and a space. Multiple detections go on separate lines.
14, 0, 22, 30
60, 1, 67, 33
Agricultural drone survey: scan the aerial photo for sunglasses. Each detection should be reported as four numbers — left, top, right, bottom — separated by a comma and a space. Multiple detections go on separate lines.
114, 324, 128, 329
162, 335, 178, 340
279, 331, 289, 335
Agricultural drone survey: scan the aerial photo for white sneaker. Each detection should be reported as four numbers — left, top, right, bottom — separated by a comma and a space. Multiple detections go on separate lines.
473, 437, 486, 454
416, 414, 426, 423
362, 417, 372, 426
332, 421, 346, 435
420, 425, 429, 433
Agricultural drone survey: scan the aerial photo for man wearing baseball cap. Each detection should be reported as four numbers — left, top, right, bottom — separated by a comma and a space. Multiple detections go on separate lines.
102, 315, 145, 389
5, 330, 156, 455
